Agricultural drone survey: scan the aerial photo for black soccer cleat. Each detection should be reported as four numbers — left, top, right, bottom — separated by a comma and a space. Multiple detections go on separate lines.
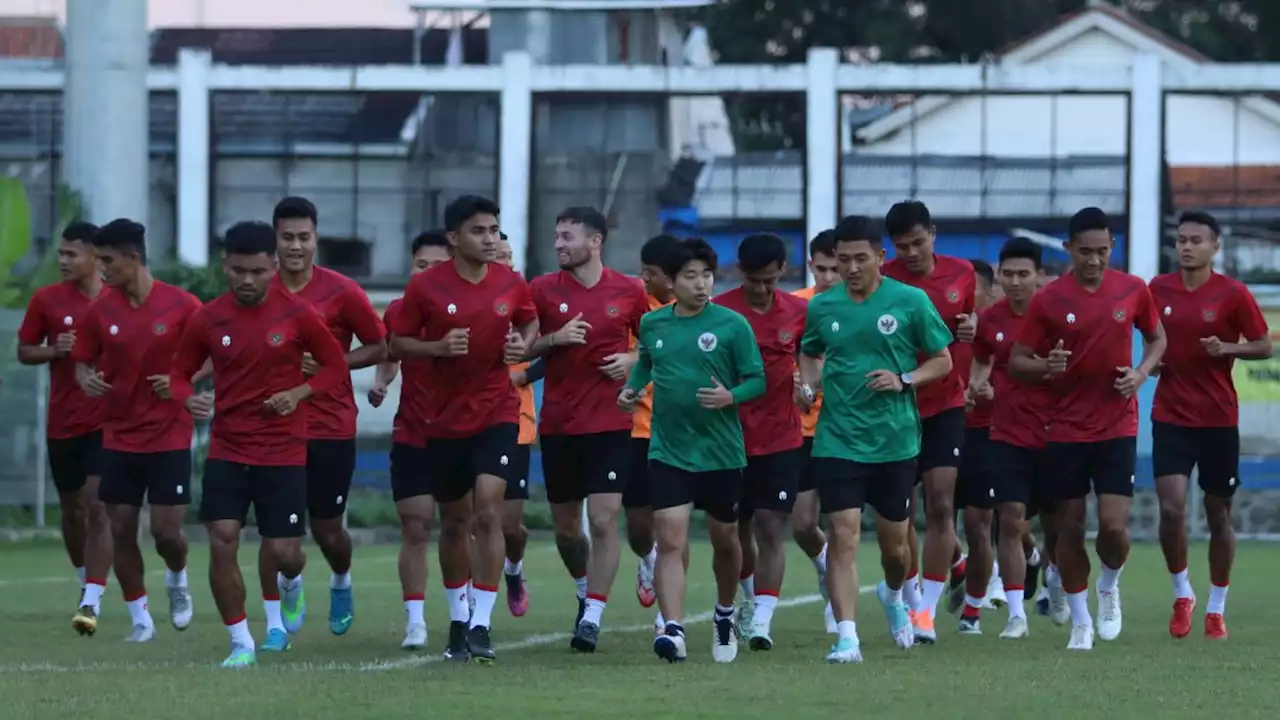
573, 595, 586, 633
1025, 552, 1042, 599
653, 623, 687, 663
570, 620, 599, 653
442, 620, 470, 662
467, 625, 496, 664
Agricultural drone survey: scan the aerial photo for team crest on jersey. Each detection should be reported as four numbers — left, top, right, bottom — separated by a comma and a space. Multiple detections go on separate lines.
1202, 308, 1216, 321
946, 289, 959, 303
606, 305, 619, 316
269, 331, 285, 346
779, 329, 793, 343
494, 299, 510, 316
698, 332, 718, 352
153, 322, 167, 335
1113, 308, 1127, 322
877, 314, 899, 335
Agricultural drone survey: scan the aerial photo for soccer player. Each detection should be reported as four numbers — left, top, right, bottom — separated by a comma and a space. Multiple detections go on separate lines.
17, 221, 112, 619
1010, 207, 1166, 651
372, 229, 451, 650
713, 233, 807, 649
1149, 211, 1271, 640
271, 196, 388, 639
169, 220, 349, 668
883, 200, 976, 642
67, 219, 198, 640
798, 215, 954, 663
619, 237, 764, 664
526, 206, 650, 652
969, 238, 1049, 639
387, 195, 538, 664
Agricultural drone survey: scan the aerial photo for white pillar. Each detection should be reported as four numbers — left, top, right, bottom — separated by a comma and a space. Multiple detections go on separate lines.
1128, 54, 1163, 281
499, 50, 534, 275
804, 48, 840, 287
177, 49, 212, 267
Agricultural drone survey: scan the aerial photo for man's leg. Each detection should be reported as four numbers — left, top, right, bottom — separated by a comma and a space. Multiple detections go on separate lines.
741, 449, 798, 648
199, 459, 256, 667
736, 516, 757, 634
995, 502, 1030, 636
99, 451, 155, 641
145, 449, 193, 632
502, 486, 530, 618
705, 472, 744, 664
48, 436, 90, 580
1042, 442, 1095, 650
916, 409, 965, 642
254, 465, 308, 653
72, 474, 113, 632
793, 439, 830, 629
463, 423, 523, 663
624, 438, 658, 611
1152, 420, 1197, 637
959, 505, 994, 632
570, 432, 631, 650
541, 436, 591, 627
647, 460, 699, 663
1093, 438, 1136, 643
304, 439, 357, 637
390, 442, 434, 648
437, 491, 474, 661
1198, 425, 1239, 640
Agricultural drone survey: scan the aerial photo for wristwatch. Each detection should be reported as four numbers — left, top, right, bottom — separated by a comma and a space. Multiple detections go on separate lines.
899, 372, 914, 391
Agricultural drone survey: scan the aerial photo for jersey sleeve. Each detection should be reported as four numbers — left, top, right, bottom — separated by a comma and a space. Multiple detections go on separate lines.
973, 314, 996, 361
800, 301, 826, 357
625, 315, 653, 392
511, 277, 537, 328
69, 303, 102, 364
962, 267, 977, 315
168, 310, 209, 404
388, 277, 428, 337
912, 292, 954, 357
341, 284, 387, 346
17, 290, 48, 345
1230, 284, 1270, 342
1133, 282, 1160, 336
728, 314, 766, 404
299, 306, 351, 396
1016, 294, 1050, 351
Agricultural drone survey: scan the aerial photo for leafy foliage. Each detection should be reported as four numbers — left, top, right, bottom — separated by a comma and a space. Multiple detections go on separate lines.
153, 263, 226, 303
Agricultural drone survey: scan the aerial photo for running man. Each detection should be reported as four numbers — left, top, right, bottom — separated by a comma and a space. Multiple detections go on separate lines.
619, 237, 765, 664
798, 215, 954, 663
1149, 211, 1271, 640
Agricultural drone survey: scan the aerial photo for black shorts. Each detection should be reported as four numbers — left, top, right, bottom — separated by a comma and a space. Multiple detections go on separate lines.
423, 423, 520, 504
199, 458, 307, 539
540, 431, 631, 504
623, 438, 651, 509
649, 460, 742, 523
956, 427, 994, 509
507, 444, 531, 501
47, 430, 103, 494
390, 442, 432, 502
742, 447, 801, 519
798, 437, 817, 493
1043, 437, 1137, 502
813, 457, 916, 522
985, 440, 1050, 517
918, 407, 966, 475
306, 438, 356, 521
1152, 422, 1240, 498
99, 448, 192, 507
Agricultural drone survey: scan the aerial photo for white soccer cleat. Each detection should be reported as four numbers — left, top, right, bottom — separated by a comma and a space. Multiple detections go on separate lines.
1096, 588, 1123, 641
168, 586, 194, 631
712, 614, 738, 663
825, 636, 863, 664
1067, 623, 1094, 651
823, 601, 837, 634
999, 616, 1029, 639
126, 623, 156, 643
983, 576, 1007, 609
402, 623, 427, 650
1048, 584, 1070, 626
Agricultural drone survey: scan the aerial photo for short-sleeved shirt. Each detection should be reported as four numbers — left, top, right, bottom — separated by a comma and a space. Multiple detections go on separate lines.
801, 278, 954, 463
1149, 272, 1270, 428
17, 282, 107, 439
974, 297, 1050, 449
792, 286, 823, 438
1016, 269, 1160, 443
511, 361, 537, 445
630, 294, 668, 440
883, 255, 975, 419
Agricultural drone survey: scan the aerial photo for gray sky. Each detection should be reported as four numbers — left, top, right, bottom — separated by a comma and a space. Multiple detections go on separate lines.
1, 0, 431, 27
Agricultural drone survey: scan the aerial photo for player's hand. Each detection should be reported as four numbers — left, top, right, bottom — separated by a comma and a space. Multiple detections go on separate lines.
552, 313, 592, 346
972, 380, 994, 402
955, 313, 978, 343
185, 391, 214, 420
80, 370, 111, 397
617, 386, 643, 413
503, 331, 528, 365
147, 374, 172, 399
1113, 366, 1147, 398
439, 327, 470, 356
598, 352, 635, 381
1047, 340, 1071, 375
367, 382, 388, 408
54, 331, 76, 356
964, 383, 978, 410
300, 352, 320, 377
510, 368, 529, 387
1199, 336, 1229, 357
696, 377, 734, 409
264, 388, 304, 416
865, 369, 903, 393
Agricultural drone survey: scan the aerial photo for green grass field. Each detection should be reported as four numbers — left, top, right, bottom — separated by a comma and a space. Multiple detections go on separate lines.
0, 539, 1276, 719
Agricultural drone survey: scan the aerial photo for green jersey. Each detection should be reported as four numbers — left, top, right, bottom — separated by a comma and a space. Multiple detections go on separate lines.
800, 278, 953, 463
626, 302, 765, 472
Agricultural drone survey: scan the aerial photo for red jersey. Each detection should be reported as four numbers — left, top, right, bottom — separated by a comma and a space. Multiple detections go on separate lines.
714, 288, 806, 456
17, 282, 107, 439
530, 268, 649, 436
1149, 272, 1269, 428
169, 289, 349, 466
273, 267, 386, 439
884, 255, 975, 418
71, 281, 200, 453
1017, 270, 1160, 443
952, 341, 991, 429
387, 260, 536, 439
384, 299, 430, 449
975, 298, 1051, 449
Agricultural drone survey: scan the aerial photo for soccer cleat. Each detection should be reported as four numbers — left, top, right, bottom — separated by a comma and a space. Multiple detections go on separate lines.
958, 613, 981, 635
1034, 586, 1051, 617
570, 620, 600, 653
573, 596, 586, 633
748, 615, 773, 651
72, 605, 98, 636
1205, 613, 1228, 640
402, 623, 427, 650
260, 628, 291, 653
877, 582, 915, 650
912, 608, 937, 644
126, 623, 156, 643
467, 625, 496, 664
1096, 589, 1122, 641
329, 586, 354, 636
168, 585, 194, 631
1067, 623, 1094, 651
946, 556, 968, 614
1048, 583, 1070, 626
983, 577, 1007, 609
1169, 597, 1195, 639
281, 583, 306, 634
734, 597, 754, 641
505, 572, 529, 617
442, 620, 470, 662
653, 624, 687, 663
712, 614, 738, 663
825, 636, 863, 664
636, 558, 656, 608
220, 644, 256, 668
999, 616, 1029, 639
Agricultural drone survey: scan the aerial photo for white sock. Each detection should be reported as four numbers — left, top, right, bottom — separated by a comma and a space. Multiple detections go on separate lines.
166, 568, 188, 588
884, 584, 904, 606
1006, 588, 1026, 619
75, 566, 86, 586
574, 575, 588, 599
739, 574, 754, 600
963, 594, 984, 612
226, 618, 255, 649
714, 603, 734, 620
920, 578, 946, 615
278, 572, 302, 591
1097, 563, 1124, 593
330, 572, 352, 590
264, 599, 284, 632
81, 581, 106, 610
1171, 568, 1194, 599
1028, 547, 1042, 567
469, 585, 498, 629
445, 584, 469, 622
824, 601, 837, 629
836, 619, 858, 642
991, 560, 1001, 583
1067, 589, 1092, 626
902, 574, 923, 612
753, 593, 778, 629
405, 598, 425, 626
127, 595, 153, 627
1207, 583, 1228, 615
1045, 564, 1062, 589
583, 595, 606, 626
504, 558, 523, 576
645, 545, 657, 567
812, 543, 828, 573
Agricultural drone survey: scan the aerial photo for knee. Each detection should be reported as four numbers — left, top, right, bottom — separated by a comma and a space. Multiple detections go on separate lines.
501, 511, 526, 537
996, 509, 1026, 541
754, 513, 786, 544
439, 511, 470, 541
108, 513, 137, 541
1204, 501, 1233, 535
150, 524, 183, 549
962, 509, 992, 541
924, 496, 955, 525
587, 509, 618, 540
1159, 497, 1187, 526
207, 529, 238, 558
399, 517, 431, 547
471, 504, 500, 534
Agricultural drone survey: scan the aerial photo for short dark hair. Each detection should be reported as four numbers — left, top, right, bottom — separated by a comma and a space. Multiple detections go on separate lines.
62, 221, 98, 244
999, 237, 1044, 268
444, 195, 500, 233
1068, 207, 1110, 239
1177, 210, 1221, 237
555, 206, 609, 243
640, 234, 682, 268
970, 259, 995, 287
833, 215, 883, 248
223, 221, 278, 257
92, 219, 147, 263
273, 196, 318, 228
661, 237, 717, 279
809, 229, 836, 258
885, 200, 932, 238
411, 230, 449, 254
737, 233, 788, 273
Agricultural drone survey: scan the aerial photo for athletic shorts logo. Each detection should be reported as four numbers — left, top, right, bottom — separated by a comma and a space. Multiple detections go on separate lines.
877, 314, 898, 335
1113, 308, 1127, 322
779, 329, 793, 343
268, 332, 285, 346
606, 305, 619, 316
153, 323, 167, 335
1203, 308, 1216, 321
494, 300, 510, 316
698, 332, 718, 352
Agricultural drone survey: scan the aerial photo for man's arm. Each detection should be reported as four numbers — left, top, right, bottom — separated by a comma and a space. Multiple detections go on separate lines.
727, 318, 766, 404
1010, 294, 1052, 381
911, 293, 957, 388
524, 357, 547, 384
168, 315, 210, 405
16, 293, 59, 365
298, 310, 353, 398
386, 281, 453, 359
1224, 288, 1274, 360
969, 353, 993, 390
342, 287, 389, 369
624, 320, 653, 392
